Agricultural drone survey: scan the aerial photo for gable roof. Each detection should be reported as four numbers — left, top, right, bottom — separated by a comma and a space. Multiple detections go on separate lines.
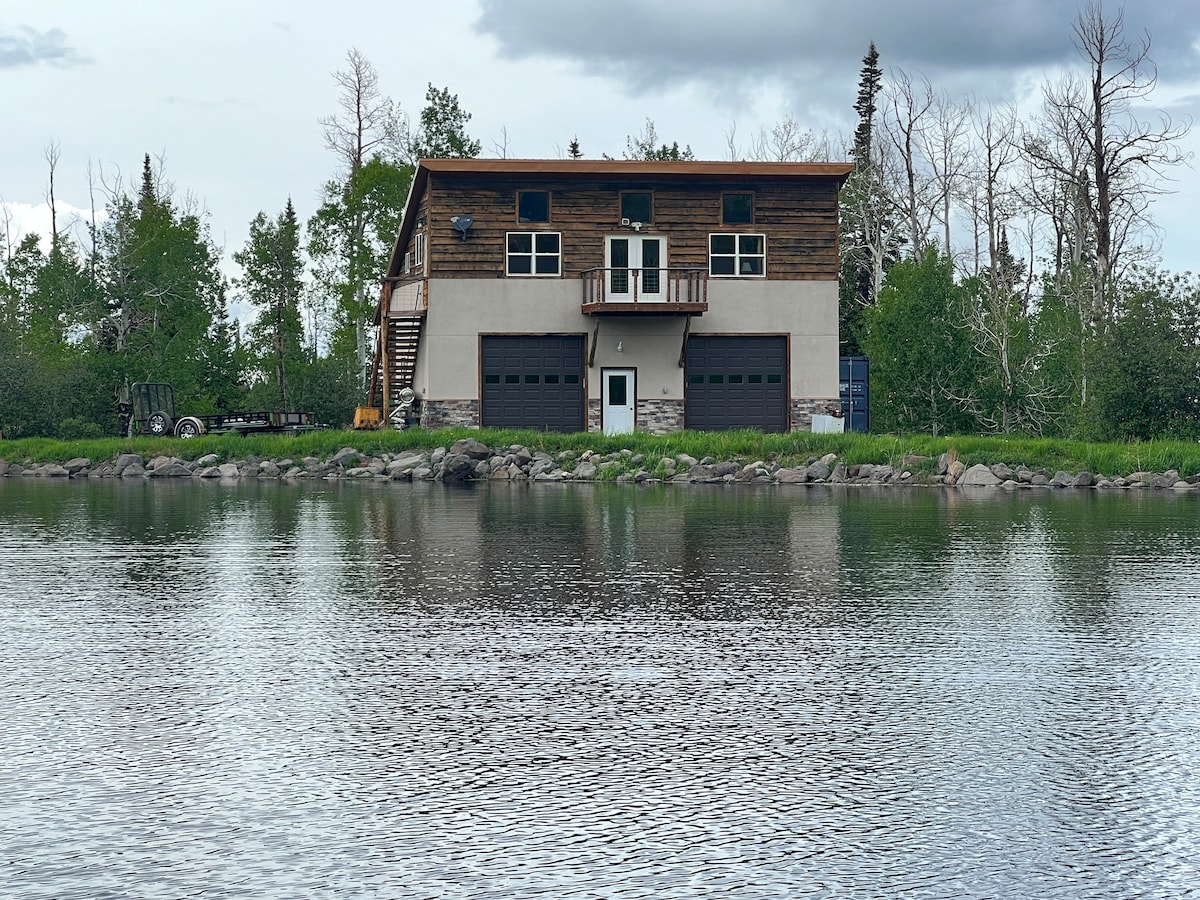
383, 158, 854, 281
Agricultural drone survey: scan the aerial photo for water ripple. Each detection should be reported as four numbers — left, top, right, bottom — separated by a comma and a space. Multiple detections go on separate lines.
1, 480, 1199, 898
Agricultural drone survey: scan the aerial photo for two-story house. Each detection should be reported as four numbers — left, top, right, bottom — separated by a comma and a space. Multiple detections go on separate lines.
374, 158, 852, 434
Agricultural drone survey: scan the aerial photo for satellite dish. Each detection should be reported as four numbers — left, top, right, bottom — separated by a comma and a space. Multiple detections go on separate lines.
452, 214, 474, 240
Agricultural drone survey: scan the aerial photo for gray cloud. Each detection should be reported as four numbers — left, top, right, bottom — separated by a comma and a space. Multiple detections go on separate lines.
0, 26, 88, 69
474, 0, 1200, 101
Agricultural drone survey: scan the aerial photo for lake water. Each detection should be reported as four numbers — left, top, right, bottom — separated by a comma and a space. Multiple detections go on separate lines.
2, 478, 1199, 899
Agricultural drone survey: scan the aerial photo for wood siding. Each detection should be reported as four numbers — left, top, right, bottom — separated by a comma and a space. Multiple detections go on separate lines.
419, 174, 841, 282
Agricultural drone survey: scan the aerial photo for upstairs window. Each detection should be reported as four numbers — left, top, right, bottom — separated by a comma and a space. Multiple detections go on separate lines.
507, 232, 561, 276
620, 192, 652, 224
404, 231, 425, 274
518, 191, 550, 223
722, 192, 754, 225
709, 234, 765, 277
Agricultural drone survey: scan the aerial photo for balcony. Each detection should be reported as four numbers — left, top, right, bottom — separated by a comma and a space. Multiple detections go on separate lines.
581, 267, 708, 316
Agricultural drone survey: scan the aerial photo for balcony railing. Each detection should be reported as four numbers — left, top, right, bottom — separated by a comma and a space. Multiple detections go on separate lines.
581, 267, 708, 314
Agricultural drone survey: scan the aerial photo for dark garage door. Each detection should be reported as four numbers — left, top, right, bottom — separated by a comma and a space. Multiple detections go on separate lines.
686, 335, 788, 432
481, 335, 585, 432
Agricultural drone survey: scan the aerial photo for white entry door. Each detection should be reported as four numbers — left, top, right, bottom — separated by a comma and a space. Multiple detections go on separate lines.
603, 368, 636, 435
606, 236, 665, 302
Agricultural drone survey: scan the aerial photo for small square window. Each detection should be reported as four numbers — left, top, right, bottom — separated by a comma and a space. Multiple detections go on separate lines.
723, 193, 753, 225
621, 192, 652, 223
709, 232, 766, 278
506, 231, 561, 277
518, 191, 550, 223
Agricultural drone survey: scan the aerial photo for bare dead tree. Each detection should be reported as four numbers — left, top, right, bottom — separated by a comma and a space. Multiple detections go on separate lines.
1022, 75, 1093, 287
43, 141, 61, 254
723, 120, 741, 161
749, 115, 817, 161
491, 125, 510, 159
1030, 2, 1190, 324
882, 69, 939, 260
919, 89, 973, 259
320, 48, 396, 176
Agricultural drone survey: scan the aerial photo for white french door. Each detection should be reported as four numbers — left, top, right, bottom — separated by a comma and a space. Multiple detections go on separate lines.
606, 236, 665, 302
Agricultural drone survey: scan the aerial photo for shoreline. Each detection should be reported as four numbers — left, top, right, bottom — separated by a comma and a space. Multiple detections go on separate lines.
3, 437, 1198, 491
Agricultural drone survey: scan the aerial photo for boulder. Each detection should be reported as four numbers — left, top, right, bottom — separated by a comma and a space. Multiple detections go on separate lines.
990, 462, 1014, 481
959, 463, 1002, 486
63, 458, 91, 475
528, 458, 556, 478
449, 438, 491, 460
806, 460, 832, 481
438, 453, 476, 483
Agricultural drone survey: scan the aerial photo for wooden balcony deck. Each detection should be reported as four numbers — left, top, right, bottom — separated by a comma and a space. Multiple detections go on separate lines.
581, 267, 708, 316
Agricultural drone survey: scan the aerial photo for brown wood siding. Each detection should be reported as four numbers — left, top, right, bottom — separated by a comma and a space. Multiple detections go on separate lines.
425, 174, 842, 281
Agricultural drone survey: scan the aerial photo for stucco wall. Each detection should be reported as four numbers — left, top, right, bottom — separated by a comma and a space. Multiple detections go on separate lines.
415, 278, 839, 405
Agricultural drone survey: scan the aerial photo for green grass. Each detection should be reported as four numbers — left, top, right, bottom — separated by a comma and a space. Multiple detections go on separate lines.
3, 429, 1200, 478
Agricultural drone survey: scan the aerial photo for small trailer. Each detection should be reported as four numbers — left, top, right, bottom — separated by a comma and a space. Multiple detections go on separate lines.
118, 382, 319, 439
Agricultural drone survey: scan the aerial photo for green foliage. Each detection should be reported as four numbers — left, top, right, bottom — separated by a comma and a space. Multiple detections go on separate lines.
235, 200, 306, 408
92, 154, 225, 404
407, 84, 481, 160
623, 119, 696, 161
860, 252, 977, 435
1081, 269, 1200, 441
307, 156, 414, 376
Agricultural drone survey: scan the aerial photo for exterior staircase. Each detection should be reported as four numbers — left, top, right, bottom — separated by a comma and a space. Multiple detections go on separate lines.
383, 313, 425, 412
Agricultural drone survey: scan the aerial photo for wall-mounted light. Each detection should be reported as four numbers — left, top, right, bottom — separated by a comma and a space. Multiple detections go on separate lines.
616, 341, 623, 352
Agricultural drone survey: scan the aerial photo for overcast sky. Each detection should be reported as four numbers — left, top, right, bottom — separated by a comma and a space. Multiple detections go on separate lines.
4, 0, 1200, 287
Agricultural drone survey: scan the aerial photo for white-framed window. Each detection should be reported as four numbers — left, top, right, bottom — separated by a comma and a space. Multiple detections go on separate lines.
507, 232, 562, 276
414, 231, 426, 268
709, 233, 765, 277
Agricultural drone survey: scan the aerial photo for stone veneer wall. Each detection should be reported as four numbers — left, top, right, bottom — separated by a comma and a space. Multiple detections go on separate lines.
638, 399, 685, 434
790, 398, 842, 432
422, 400, 480, 430
587, 399, 686, 434
421, 398, 835, 433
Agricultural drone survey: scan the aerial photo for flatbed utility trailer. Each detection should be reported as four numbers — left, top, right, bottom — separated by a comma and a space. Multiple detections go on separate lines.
119, 382, 319, 439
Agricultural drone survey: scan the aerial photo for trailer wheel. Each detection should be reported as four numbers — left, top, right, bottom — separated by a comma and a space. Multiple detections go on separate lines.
147, 411, 173, 436
175, 417, 204, 439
